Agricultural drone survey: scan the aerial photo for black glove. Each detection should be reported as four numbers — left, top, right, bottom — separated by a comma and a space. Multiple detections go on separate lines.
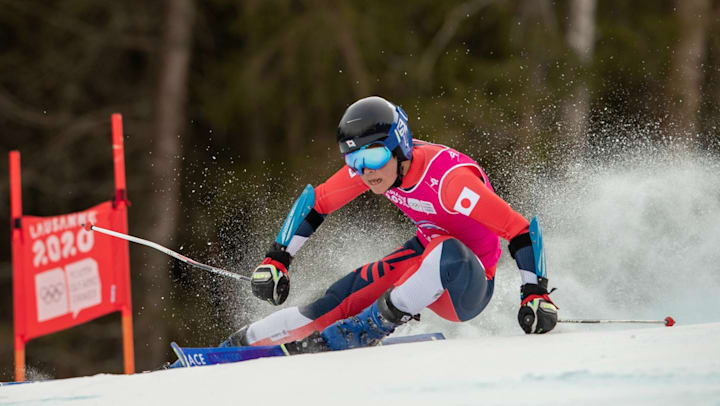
517, 279, 558, 334
251, 245, 291, 305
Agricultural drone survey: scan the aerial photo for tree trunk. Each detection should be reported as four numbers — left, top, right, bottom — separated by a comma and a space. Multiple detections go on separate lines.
324, 3, 370, 98
667, 0, 711, 141
417, 0, 496, 91
139, 0, 195, 368
514, 0, 559, 151
561, 0, 596, 157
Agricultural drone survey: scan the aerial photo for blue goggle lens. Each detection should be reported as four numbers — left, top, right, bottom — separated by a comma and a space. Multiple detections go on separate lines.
344, 144, 392, 175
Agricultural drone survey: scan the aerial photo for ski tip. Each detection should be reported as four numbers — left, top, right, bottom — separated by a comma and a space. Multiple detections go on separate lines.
664, 316, 675, 327
170, 341, 188, 367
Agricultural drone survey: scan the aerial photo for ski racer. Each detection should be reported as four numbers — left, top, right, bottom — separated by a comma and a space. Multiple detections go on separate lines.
223, 96, 558, 353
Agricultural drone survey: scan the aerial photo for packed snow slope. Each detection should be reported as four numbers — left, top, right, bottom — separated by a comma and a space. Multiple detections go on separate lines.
6, 134, 720, 404
3, 322, 719, 405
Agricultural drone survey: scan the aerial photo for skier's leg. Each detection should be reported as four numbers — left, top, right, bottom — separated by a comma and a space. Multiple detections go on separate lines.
319, 287, 416, 350
393, 236, 494, 322
320, 236, 493, 350
223, 238, 424, 346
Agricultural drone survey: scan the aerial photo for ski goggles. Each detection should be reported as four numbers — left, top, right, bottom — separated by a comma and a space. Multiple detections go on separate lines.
344, 143, 392, 175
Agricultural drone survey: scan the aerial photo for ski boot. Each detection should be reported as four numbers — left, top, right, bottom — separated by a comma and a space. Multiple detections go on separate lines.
218, 325, 249, 347
282, 331, 330, 354
219, 324, 329, 355
220, 325, 330, 355
320, 289, 417, 350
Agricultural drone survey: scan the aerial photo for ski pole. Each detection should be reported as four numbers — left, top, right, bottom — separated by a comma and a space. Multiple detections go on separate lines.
84, 224, 251, 282
558, 316, 675, 327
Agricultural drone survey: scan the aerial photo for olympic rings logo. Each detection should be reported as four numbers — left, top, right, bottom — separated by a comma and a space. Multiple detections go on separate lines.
39, 282, 65, 304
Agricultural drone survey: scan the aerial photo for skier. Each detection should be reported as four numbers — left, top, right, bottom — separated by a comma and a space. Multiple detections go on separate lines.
223, 96, 558, 353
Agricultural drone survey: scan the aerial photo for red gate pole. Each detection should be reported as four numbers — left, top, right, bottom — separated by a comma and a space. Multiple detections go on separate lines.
9, 151, 26, 382
112, 113, 135, 374
112, 113, 128, 206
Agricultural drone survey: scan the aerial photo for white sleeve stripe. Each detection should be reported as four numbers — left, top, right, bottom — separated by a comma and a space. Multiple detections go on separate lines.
286, 235, 308, 257
520, 269, 539, 285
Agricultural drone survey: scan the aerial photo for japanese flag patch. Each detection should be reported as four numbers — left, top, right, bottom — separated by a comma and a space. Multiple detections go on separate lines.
453, 186, 480, 216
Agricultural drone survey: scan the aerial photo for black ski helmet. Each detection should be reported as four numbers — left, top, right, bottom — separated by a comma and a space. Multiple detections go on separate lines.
337, 96, 413, 162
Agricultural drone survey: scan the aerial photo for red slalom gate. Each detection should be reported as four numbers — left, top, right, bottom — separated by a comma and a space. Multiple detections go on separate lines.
9, 114, 135, 381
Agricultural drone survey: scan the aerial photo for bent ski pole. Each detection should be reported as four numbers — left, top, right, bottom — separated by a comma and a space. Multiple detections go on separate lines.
558, 316, 675, 327
84, 224, 251, 282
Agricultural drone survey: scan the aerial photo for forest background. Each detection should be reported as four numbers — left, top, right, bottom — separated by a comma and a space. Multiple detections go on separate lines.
0, 0, 719, 379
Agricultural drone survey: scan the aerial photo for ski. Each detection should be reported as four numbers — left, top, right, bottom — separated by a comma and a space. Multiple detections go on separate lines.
170, 332, 445, 368
377, 332, 445, 345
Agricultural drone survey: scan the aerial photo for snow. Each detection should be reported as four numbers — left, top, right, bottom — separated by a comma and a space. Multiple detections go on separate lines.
3, 322, 719, 405
5, 138, 720, 405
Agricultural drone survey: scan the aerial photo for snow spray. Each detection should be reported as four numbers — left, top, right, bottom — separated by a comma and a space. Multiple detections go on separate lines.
206, 125, 720, 339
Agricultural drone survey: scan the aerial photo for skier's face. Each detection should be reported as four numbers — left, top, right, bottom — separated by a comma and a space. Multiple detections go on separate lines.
359, 151, 398, 194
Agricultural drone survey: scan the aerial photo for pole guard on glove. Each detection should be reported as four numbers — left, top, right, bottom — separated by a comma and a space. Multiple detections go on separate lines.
518, 294, 558, 334
518, 279, 558, 334
251, 245, 291, 305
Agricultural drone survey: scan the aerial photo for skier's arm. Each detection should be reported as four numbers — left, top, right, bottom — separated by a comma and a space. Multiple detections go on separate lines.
251, 166, 367, 305
439, 166, 529, 240
440, 166, 558, 333
440, 166, 544, 281
282, 166, 369, 256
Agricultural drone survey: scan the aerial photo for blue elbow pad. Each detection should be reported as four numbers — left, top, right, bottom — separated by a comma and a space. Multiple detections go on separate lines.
529, 216, 546, 278
508, 216, 546, 279
275, 185, 325, 247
